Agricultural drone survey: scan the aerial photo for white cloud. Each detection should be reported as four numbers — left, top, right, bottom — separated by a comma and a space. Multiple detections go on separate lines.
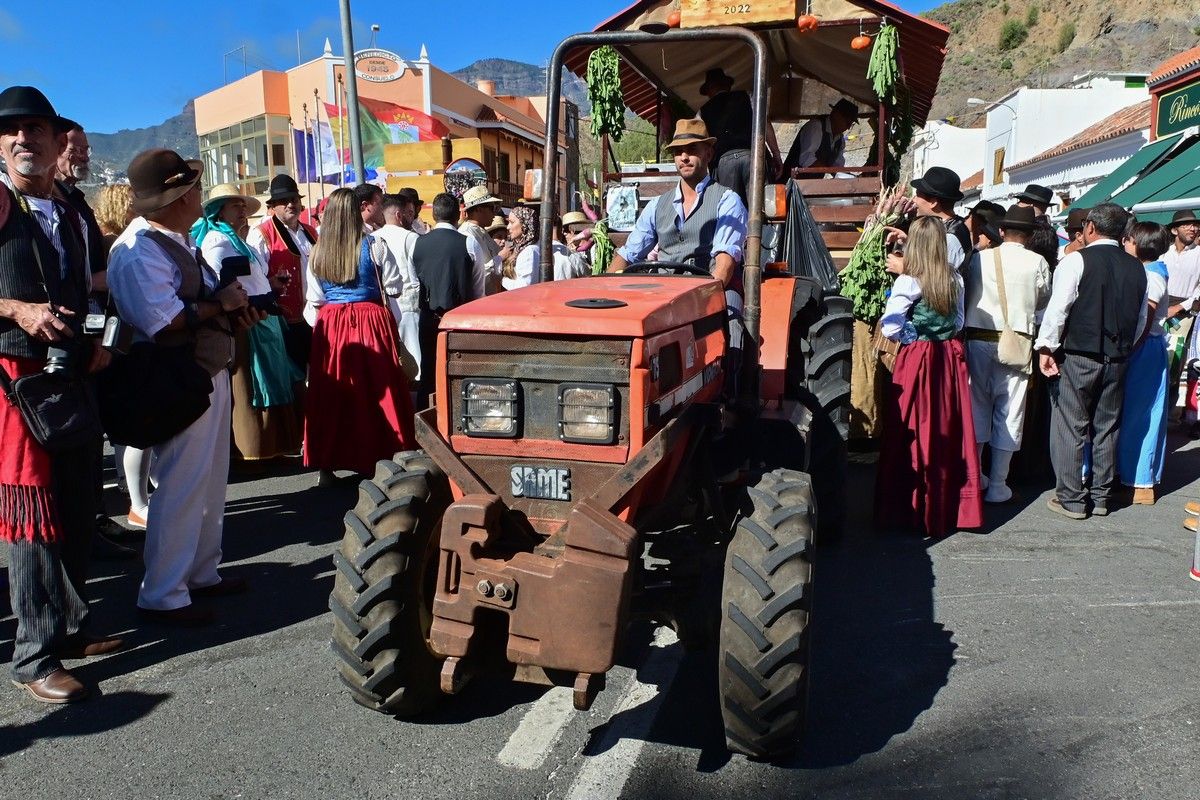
0, 10, 21, 41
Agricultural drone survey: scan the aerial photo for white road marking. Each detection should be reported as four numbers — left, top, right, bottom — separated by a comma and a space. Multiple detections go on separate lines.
1088, 599, 1200, 608
564, 627, 683, 800
498, 686, 576, 770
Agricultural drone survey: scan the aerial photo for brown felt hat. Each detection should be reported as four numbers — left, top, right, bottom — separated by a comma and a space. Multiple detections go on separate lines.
666, 119, 716, 150
999, 204, 1037, 231
128, 148, 203, 214
1065, 206, 1090, 232
1169, 209, 1200, 227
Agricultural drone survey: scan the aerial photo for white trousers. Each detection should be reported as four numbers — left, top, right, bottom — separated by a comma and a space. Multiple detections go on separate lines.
386, 295, 423, 383
966, 339, 1030, 452
138, 371, 232, 610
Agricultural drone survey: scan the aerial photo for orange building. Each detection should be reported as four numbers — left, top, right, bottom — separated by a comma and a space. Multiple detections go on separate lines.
193, 40, 578, 212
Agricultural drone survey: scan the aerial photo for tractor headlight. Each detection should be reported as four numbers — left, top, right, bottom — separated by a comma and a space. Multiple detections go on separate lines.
559, 384, 615, 444
462, 380, 519, 437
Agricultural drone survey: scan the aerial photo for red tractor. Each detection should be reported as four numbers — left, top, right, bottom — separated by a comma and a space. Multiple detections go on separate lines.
329, 27, 852, 758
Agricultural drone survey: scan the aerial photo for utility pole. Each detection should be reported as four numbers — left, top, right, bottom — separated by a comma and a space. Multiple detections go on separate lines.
339, 0, 366, 184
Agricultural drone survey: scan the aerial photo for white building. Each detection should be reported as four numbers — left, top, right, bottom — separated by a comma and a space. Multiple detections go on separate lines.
1006, 100, 1151, 208
977, 73, 1149, 210
912, 120, 987, 183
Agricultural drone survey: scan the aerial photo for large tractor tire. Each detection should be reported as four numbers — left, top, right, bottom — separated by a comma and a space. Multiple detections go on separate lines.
719, 469, 815, 759
329, 451, 449, 715
802, 294, 853, 441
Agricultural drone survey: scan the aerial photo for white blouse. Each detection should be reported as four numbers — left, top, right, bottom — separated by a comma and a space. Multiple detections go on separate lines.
502, 245, 542, 291
880, 273, 965, 342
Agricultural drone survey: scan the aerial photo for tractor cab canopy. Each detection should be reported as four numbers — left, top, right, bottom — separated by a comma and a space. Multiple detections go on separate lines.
564, 0, 948, 144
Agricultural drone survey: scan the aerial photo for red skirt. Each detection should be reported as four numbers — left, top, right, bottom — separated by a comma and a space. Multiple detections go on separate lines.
304, 302, 416, 475
875, 339, 983, 537
0, 355, 62, 543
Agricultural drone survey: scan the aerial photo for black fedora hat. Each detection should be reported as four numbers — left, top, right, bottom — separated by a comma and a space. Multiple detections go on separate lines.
398, 187, 423, 207
128, 148, 203, 215
999, 204, 1037, 231
912, 166, 963, 202
0, 85, 73, 131
1064, 206, 1089, 232
700, 68, 735, 95
829, 98, 860, 121
1014, 184, 1053, 207
1169, 209, 1199, 227
267, 174, 302, 203
969, 201, 1004, 243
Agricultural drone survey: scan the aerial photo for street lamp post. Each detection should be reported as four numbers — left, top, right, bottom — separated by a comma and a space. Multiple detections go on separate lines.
339, 0, 366, 184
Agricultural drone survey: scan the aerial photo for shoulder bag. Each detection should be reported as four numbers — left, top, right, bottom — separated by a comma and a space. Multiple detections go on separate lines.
993, 249, 1034, 373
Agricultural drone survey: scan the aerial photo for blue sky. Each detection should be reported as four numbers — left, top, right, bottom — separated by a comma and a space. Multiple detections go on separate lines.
0, 1, 939, 133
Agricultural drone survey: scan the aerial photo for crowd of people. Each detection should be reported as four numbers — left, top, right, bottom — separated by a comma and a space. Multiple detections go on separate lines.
873, 166, 1200, 546
0, 84, 599, 703
2, 72, 1197, 710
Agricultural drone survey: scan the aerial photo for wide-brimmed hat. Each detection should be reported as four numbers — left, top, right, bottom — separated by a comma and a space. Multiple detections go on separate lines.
398, 187, 423, 208
1169, 209, 1200, 227
267, 174, 302, 203
561, 210, 591, 228
1065, 206, 1090, 232
462, 184, 502, 210
485, 215, 507, 234
1014, 184, 1053, 207
0, 86, 73, 131
969, 201, 1004, 244
911, 166, 963, 202
128, 148, 203, 215
700, 68, 735, 96
204, 183, 262, 218
666, 119, 716, 150
999, 204, 1037, 231
829, 98, 860, 121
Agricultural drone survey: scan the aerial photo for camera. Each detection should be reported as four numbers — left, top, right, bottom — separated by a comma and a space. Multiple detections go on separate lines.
101, 316, 135, 354
219, 255, 252, 289
249, 293, 284, 316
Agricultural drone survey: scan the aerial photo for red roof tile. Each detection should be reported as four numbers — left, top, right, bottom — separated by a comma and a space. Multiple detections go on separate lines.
961, 169, 984, 190
1149, 46, 1200, 87
1008, 100, 1151, 171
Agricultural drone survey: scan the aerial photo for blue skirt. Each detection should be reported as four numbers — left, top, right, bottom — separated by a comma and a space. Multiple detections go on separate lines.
1117, 335, 1168, 488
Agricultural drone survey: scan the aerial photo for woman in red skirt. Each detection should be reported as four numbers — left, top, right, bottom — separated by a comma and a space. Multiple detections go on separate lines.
303, 188, 415, 480
875, 215, 984, 536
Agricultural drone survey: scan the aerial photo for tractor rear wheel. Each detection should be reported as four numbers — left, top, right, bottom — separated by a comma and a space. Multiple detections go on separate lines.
329, 451, 449, 715
802, 294, 853, 441
719, 469, 814, 759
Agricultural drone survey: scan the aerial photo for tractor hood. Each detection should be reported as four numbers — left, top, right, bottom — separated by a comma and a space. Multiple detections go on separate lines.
441, 276, 727, 338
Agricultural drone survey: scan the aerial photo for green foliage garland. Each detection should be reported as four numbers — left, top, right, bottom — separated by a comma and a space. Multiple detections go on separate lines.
587, 46, 625, 143
838, 215, 895, 323
591, 220, 614, 275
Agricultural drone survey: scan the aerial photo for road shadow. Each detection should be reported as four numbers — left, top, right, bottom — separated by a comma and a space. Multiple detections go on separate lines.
0, 690, 171, 759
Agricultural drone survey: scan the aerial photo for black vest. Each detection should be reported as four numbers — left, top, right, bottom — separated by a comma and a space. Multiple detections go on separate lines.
945, 216, 973, 270
57, 181, 107, 277
412, 227, 472, 317
0, 185, 89, 361
700, 90, 753, 163
1062, 244, 1147, 361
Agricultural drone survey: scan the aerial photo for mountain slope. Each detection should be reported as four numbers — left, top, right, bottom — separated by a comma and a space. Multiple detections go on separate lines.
451, 58, 590, 111
87, 101, 197, 182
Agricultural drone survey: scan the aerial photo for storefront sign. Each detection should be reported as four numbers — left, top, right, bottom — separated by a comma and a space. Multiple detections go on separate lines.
354, 49, 406, 83
681, 0, 798, 28
1157, 78, 1200, 138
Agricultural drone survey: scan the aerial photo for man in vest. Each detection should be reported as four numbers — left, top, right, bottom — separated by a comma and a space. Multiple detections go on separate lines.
1035, 203, 1148, 520
0, 85, 122, 703
411, 192, 481, 408
609, 119, 748, 384
911, 166, 971, 271
247, 174, 316, 371
697, 68, 784, 206
109, 148, 259, 626
1014, 183, 1060, 268
963, 206, 1051, 504
782, 98, 858, 177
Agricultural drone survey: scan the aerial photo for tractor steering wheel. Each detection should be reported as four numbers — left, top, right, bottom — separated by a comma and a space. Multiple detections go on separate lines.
621, 261, 713, 278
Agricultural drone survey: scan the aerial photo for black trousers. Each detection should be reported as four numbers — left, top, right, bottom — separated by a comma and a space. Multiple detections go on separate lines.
713, 148, 752, 210
6, 441, 98, 682
1049, 353, 1128, 513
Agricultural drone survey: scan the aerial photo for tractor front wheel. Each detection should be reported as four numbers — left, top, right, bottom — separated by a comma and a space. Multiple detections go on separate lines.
329, 451, 448, 715
719, 469, 815, 759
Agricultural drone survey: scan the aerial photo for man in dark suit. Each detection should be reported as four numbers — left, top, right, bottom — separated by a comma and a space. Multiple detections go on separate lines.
411, 192, 474, 408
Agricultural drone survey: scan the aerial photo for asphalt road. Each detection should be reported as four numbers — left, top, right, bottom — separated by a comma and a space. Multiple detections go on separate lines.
3, 436, 1200, 799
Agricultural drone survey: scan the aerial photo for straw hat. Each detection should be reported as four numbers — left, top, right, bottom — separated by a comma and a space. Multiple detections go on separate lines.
462, 184, 502, 210
204, 183, 262, 217
485, 215, 508, 234
666, 119, 716, 150
561, 210, 590, 228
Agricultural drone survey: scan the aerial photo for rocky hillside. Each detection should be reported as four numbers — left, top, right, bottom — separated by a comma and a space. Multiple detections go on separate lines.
87, 101, 197, 183
451, 58, 590, 110
926, 0, 1200, 121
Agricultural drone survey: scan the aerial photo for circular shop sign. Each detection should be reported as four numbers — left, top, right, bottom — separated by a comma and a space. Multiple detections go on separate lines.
354, 49, 406, 83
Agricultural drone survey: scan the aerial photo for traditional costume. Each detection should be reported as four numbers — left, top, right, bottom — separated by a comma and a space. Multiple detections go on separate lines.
875, 273, 983, 536
303, 236, 416, 475
1118, 259, 1170, 491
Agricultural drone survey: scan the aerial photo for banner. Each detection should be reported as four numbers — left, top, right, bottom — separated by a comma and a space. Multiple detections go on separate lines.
324, 98, 451, 169
292, 126, 376, 185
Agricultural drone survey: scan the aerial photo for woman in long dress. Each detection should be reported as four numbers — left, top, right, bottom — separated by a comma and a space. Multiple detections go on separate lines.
192, 184, 303, 464
303, 188, 416, 478
1117, 221, 1172, 504
875, 215, 984, 536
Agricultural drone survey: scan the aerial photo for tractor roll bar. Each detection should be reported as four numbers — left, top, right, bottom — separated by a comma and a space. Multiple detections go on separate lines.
539, 27, 769, 357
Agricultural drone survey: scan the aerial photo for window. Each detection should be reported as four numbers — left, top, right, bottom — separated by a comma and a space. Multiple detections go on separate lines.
992, 147, 1006, 185
271, 143, 287, 167
483, 147, 497, 179
498, 152, 511, 182
200, 115, 277, 190
1124, 76, 1146, 89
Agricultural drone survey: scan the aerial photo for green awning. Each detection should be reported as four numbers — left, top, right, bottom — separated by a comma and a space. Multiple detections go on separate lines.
1069, 132, 1185, 210
1108, 136, 1200, 216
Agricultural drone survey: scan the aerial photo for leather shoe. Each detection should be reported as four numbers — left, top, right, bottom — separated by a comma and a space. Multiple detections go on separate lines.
1185, 501, 1200, 516
13, 668, 89, 704
1185, 517, 1198, 533
138, 605, 214, 627
190, 576, 248, 598
58, 633, 126, 659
